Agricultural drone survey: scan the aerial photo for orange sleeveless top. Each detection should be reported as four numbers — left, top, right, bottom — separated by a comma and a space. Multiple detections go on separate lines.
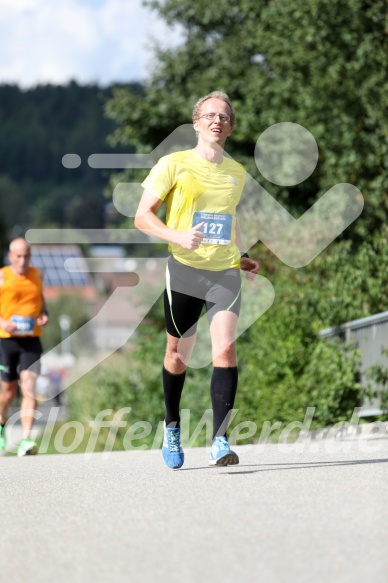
0, 266, 43, 338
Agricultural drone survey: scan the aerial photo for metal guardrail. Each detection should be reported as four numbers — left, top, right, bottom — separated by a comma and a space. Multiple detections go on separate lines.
318, 311, 388, 416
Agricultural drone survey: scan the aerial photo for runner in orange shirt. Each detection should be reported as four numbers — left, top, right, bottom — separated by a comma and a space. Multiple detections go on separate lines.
0, 238, 49, 456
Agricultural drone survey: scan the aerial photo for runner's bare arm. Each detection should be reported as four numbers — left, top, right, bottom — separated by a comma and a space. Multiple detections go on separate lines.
236, 219, 260, 277
36, 293, 49, 326
135, 189, 204, 250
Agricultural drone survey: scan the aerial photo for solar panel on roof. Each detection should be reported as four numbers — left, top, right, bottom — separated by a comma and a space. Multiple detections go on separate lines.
29, 245, 92, 288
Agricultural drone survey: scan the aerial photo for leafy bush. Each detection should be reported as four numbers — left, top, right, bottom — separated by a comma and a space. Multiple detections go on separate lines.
364, 348, 388, 421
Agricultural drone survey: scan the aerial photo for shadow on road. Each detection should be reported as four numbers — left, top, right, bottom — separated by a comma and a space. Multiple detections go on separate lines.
223, 457, 388, 475
178, 457, 388, 474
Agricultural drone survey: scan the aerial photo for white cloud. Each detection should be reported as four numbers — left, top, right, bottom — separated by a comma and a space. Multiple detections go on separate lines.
0, 0, 183, 87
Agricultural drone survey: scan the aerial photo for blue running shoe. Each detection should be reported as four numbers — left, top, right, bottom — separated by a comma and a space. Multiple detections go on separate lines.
209, 436, 239, 466
162, 421, 184, 469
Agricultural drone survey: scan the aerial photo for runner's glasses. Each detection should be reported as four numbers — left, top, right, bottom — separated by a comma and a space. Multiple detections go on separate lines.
199, 113, 230, 122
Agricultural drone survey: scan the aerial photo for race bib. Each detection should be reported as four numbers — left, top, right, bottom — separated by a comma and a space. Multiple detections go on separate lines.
11, 315, 35, 335
193, 212, 232, 245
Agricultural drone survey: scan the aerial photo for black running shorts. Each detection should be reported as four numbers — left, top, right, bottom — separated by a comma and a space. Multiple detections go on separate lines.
0, 337, 42, 382
164, 256, 242, 338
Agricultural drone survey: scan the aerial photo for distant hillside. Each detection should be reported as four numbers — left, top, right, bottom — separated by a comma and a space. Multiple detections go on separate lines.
0, 81, 142, 245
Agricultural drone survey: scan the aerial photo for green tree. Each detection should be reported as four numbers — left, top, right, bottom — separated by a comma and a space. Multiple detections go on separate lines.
0, 81, 140, 231
0, 175, 29, 231
0, 215, 7, 260
106, 0, 387, 235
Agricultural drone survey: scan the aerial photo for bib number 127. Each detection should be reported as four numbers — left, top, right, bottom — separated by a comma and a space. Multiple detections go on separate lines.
192, 212, 232, 245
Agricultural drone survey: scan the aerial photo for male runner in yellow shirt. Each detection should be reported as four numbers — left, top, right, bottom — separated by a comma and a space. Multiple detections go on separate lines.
0, 238, 49, 456
135, 91, 259, 468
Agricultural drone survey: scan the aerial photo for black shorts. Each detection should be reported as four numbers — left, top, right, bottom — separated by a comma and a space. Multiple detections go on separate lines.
164, 256, 242, 338
0, 337, 42, 382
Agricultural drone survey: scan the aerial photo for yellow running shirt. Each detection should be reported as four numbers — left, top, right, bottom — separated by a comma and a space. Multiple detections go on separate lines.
0, 266, 44, 338
141, 150, 246, 270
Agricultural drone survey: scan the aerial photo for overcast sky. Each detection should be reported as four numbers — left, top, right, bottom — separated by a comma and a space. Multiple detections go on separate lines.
0, 0, 183, 87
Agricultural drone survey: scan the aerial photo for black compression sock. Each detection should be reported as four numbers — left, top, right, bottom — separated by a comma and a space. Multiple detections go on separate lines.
210, 366, 238, 439
163, 366, 186, 428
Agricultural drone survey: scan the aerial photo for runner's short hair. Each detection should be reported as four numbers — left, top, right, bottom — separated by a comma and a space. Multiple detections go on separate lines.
192, 91, 235, 127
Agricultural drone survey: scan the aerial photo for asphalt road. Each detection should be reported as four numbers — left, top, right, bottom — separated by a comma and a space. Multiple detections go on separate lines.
0, 437, 387, 583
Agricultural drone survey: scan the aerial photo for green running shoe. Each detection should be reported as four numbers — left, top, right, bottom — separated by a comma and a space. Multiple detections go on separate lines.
0, 424, 6, 451
17, 437, 38, 457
